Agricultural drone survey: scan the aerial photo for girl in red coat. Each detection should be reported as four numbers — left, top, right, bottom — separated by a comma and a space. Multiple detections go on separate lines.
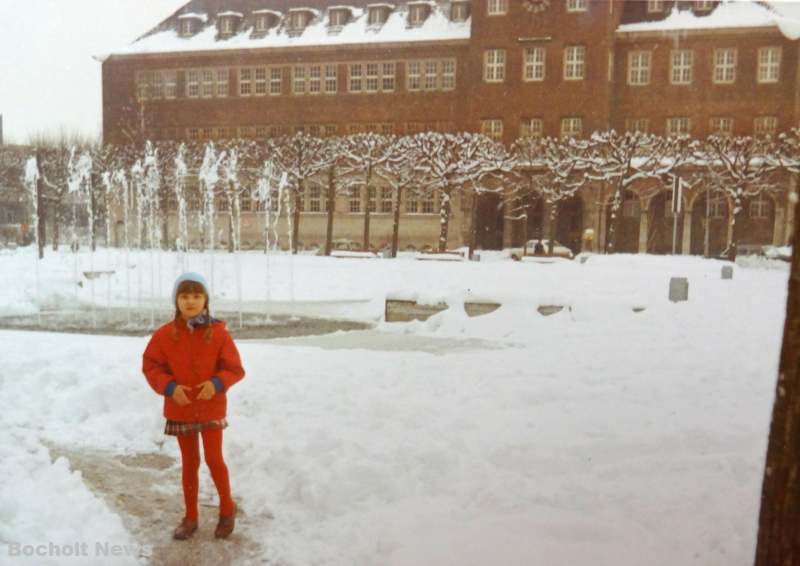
143, 272, 245, 540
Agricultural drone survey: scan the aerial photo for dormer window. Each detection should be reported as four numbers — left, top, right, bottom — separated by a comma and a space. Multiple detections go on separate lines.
367, 4, 393, 27
408, 2, 431, 26
217, 12, 243, 36
695, 0, 714, 11
253, 10, 280, 33
328, 7, 352, 28
288, 8, 314, 32
178, 13, 206, 37
451, 1, 470, 21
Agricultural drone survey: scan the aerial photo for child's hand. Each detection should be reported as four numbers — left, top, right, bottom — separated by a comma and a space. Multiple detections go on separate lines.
173, 385, 192, 406
196, 380, 216, 401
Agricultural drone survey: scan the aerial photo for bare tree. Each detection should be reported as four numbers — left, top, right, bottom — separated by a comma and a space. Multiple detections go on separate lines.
411, 132, 504, 252
586, 131, 694, 254
341, 133, 394, 251
702, 135, 781, 261
270, 133, 334, 253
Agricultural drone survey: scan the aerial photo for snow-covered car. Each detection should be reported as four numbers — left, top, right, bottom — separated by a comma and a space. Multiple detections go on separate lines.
508, 239, 574, 260
764, 245, 792, 262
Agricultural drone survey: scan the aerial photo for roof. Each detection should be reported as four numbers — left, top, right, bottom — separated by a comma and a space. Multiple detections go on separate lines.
616, 0, 800, 39
107, 0, 469, 58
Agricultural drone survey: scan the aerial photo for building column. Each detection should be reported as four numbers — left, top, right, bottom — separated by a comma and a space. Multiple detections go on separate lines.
784, 174, 797, 245
638, 208, 649, 254
682, 209, 693, 255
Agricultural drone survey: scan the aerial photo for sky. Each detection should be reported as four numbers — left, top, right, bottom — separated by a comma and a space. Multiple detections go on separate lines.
0, 0, 186, 144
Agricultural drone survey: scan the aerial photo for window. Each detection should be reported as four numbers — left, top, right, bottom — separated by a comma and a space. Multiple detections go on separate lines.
421, 192, 436, 214
240, 191, 252, 212
627, 51, 651, 85
484, 49, 506, 82
329, 9, 349, 27
240, 66, 279, 97
406, 194, 419, 213
348, 62, 395, 93
408, 4, 429, 25
270, 68, 282, 95
136, 70, 177, 101
520, 118, 544, 138
293, 66, 307, 94
179, 19, 195, 36
349, 187, 361, 213
451, 2, 470, 21
622, 192, 640, 218
750, 196, 770, 219
288, 10, 309, 31
758, 47, 781, 83
625, 118, 650, 133
368, 6, 389, 25
709, 195, 727, 219
380, 187, 393, 213
219, 17, 236, 34
564, 46, 586, 80
481, 119, 504, 142
695, 0, 714, 11
187, 127, 200, 141
255, 14, 269, 32
566, 0, 588, 12
216, 69, 229, 97
186, 70, 200, 98
647, 0, 663, 12
560, 117, 582, 139
488, 0, 508, 15
292, 64, 337, 96
713, 48, 737, 84
670, 50, 693, 85
523, 47, 546, 81
367, 187, 377, 213
308, 186, 323, 212
407, 59, 456, 91
754, 116, 778, 137
710, 117, 733, 137
666, 117, 691, 136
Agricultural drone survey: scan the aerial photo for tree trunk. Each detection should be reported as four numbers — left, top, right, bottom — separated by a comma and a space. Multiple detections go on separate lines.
292, 187, 301, 255
391, 185, 402, 258
438, 190, 451, 253
363, 165, 372, 252
468, 191, 479, 260
89, 177, 97, 252
754, 193, 800, 565
607, 187, 624, 254
325, 167, 335, 257
728, 196, 742, 262
228, 213, 234, 253
547, 201, 558, 256
35, 154, 46, 259
52, 206, 60, 251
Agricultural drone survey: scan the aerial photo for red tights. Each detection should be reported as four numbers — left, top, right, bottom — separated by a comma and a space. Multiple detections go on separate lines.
177, 428, 235, 520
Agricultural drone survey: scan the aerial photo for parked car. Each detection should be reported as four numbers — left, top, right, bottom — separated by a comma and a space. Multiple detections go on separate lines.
508, 239, 574, 260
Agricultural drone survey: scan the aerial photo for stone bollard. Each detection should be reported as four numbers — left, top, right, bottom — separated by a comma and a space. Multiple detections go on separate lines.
669, 277, 689, 302
721, 265, 733, 280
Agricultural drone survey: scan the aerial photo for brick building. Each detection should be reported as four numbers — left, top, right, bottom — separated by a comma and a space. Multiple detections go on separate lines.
101, 0, 799, 254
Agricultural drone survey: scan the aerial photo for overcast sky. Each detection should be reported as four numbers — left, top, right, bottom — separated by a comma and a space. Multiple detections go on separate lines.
0, 0, 186, 144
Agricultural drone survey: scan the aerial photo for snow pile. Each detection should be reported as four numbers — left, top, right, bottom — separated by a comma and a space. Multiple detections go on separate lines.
0, 427, 142, 566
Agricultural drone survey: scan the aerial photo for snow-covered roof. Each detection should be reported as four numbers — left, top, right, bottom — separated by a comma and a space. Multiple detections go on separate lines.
177, 12, 208, 22
407, 1, 436, 6
110, 2, 470, 57
366, 3, 395, 8
616, 1, 785, 35
252, 9, 282, 17
287, 7, 321, 15
217, 11, 244, 18
328, 5, 356, 11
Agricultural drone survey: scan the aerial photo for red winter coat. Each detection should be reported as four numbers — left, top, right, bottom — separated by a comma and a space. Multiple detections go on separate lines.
142, 318, 245, 422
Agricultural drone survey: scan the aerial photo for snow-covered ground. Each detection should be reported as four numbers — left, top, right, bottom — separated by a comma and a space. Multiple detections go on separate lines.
0, 246, 788, 565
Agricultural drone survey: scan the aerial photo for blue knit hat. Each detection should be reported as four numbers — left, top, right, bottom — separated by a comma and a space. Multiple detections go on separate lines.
172, 272, 209, 303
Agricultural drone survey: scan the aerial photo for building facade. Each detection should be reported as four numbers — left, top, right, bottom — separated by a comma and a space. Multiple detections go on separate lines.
101, 0, 799, 254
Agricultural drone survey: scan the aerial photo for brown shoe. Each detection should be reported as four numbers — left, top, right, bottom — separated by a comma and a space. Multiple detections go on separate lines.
172, 517, 198, 540
214, 505, 237, 539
